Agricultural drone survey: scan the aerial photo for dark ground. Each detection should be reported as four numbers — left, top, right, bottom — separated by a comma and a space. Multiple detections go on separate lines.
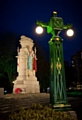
0, 93, 82, 120
69, 97, 82, 120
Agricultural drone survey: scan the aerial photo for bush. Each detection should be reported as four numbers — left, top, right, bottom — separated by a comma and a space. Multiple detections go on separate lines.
9, 103, 76, 120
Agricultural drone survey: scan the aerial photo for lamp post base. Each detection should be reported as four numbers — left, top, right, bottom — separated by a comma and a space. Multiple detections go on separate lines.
53, 103, 71, 111
53, 104, 77, 120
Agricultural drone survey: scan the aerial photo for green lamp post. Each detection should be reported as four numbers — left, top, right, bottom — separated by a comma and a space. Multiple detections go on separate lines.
36, 11, 74, 110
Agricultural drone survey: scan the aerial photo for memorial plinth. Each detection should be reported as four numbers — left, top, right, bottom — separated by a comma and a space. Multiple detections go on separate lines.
13, 35, 40, 94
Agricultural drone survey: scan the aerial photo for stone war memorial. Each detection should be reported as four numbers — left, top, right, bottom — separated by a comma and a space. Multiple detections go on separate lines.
13, 35, 40, 94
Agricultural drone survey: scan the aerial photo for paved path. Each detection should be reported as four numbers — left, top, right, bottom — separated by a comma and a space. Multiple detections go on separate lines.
0, 93, 50, 120
0, 93, 49, 113
0, 93, 82, 120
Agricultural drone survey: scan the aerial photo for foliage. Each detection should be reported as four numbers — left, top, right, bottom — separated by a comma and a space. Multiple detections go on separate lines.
9, 104, 76, 120
36, 43, 50, 92
65, 66, 77, 88
0, 32, 18, 85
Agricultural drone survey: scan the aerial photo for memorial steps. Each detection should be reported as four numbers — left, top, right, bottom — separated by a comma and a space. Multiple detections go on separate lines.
0, 93, 80, 114
0, 93, 82, 120
0, 93, 50, 114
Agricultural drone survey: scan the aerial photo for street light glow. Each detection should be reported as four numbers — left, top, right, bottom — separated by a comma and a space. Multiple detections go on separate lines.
66, 29, 74, 37
35, 26, 43, 34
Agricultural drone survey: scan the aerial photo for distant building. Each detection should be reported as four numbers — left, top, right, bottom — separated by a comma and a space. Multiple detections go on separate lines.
64, 61, 69, 67
71, 50, 82, 84
64, 60, 77, 88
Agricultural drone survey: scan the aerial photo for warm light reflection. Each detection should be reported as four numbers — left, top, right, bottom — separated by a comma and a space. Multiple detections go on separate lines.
35, 26, 43, 34
66, 29, 74, 37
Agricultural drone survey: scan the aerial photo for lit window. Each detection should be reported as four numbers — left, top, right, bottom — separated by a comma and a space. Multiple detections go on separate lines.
71, 61, 74, 63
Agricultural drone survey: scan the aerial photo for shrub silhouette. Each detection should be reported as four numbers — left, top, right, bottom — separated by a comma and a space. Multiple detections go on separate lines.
9, 103, 76, 120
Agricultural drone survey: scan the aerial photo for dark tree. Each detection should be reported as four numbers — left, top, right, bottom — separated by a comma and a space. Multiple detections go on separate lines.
65, 66, 77, 88
35, 43, 50, 92
0, 32, 18, 88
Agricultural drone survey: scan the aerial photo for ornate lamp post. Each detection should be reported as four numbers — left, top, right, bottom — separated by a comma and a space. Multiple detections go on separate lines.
36, 11, 74, 109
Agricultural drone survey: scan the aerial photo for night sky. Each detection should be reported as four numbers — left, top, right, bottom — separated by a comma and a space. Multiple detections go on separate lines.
0, 0, 82, 65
